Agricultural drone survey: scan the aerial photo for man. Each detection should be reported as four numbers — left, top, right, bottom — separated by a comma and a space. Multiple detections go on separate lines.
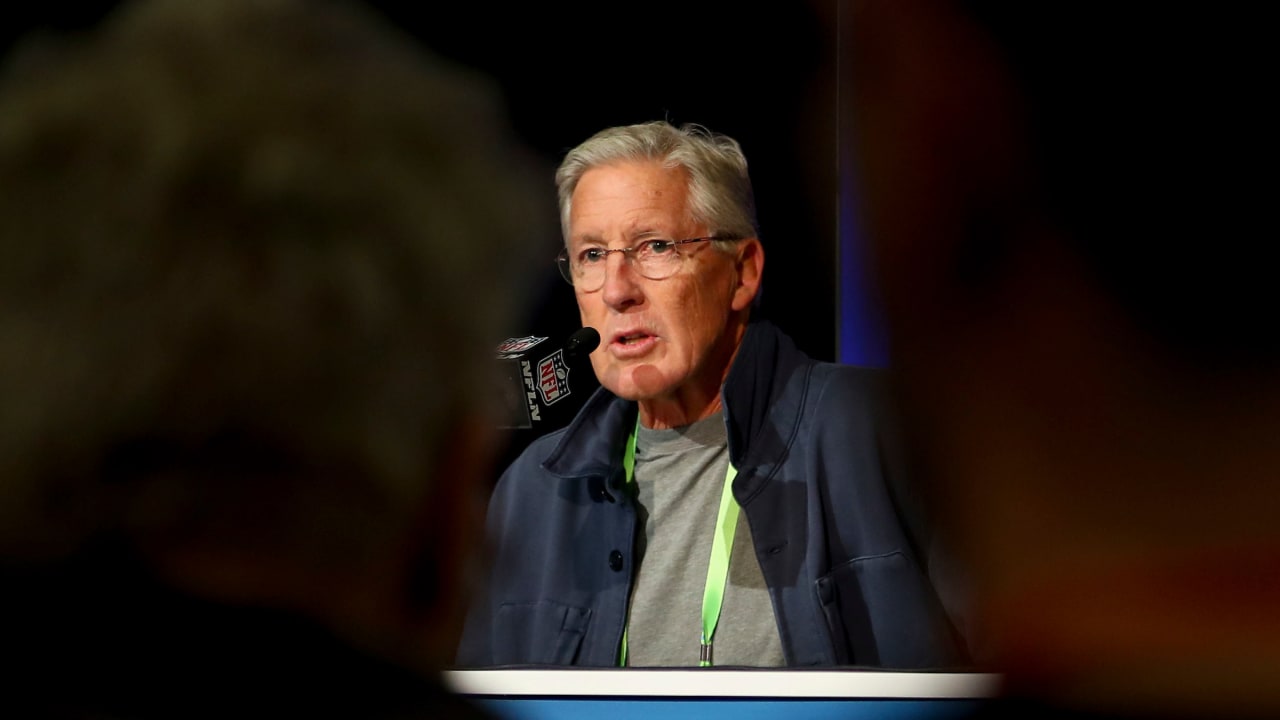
845, 1, 1279, 717
0, 0, 549, 715
457, 120, 967, 668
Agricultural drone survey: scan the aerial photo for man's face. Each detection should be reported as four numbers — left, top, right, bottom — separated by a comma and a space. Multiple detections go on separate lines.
568, 160, 748, 408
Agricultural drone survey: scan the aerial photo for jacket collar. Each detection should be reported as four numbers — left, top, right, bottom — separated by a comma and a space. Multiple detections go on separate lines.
541, 319, 810, 495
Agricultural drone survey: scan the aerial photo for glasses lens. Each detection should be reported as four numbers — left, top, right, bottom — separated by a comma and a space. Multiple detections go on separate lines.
578, 261, 604, 289
557, 249, 604, 290
635, 240, 683, 280
556, 250, 576, 286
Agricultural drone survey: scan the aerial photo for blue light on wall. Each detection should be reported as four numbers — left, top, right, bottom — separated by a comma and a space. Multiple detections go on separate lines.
837, 152, 890, 369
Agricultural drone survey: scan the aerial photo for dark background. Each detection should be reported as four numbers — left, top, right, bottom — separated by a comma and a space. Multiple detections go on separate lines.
373, 2, 844, 468
368, 1, 842, 365
3, 1, 844, 463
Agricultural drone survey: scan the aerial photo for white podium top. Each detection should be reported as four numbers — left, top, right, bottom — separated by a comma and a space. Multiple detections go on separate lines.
444, 668, 1002, 699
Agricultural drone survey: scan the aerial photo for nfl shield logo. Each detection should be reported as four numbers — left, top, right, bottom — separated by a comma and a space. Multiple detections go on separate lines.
495, 335, 548, 357
536, 350, 571, 406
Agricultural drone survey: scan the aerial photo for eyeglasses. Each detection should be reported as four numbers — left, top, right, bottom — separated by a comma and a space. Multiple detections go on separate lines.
555, 236, 738, 291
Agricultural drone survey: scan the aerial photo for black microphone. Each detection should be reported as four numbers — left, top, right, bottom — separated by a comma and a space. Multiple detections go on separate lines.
564, 326, 601, 358
493, 327, 599, 430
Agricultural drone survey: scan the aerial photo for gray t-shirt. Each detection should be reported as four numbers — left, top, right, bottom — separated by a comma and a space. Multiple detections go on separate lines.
624, 413, 785, 667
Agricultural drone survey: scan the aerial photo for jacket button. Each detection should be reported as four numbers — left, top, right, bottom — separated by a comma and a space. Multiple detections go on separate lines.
608, 550, 624, 572
588, 478, 613, 502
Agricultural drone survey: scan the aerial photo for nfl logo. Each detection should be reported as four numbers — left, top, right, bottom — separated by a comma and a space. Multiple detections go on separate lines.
495, 335, 548, 356
536, 350, 571, 406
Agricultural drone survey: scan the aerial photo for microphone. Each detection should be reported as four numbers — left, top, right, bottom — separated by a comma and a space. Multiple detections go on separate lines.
564, 326, 601, 358
493, 327, 599, 430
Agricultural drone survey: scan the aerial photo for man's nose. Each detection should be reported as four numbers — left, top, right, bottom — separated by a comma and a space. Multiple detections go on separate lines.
599, 250, 643, 307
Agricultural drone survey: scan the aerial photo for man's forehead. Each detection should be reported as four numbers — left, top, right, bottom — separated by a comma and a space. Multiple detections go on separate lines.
569, 166, 698, 245
571, 161, 687, 209
569, 222, 692, 246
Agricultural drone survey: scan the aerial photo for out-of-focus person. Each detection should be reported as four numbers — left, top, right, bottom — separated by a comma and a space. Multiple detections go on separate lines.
457, 119, 968, 669
0, 0, 550, 716
845, 1, 1279, 718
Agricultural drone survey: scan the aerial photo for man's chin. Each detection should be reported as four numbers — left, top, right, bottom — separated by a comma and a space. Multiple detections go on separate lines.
598, 365, 677, 402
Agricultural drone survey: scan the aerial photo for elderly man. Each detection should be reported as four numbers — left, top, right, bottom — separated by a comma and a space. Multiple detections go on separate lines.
457, 120, 967, 669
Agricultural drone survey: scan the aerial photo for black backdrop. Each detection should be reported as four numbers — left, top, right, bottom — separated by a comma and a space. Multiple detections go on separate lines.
365, 1, 840, 360
406, 4, 838, 474
3, 0, 841, 468
366, 2, 841, 471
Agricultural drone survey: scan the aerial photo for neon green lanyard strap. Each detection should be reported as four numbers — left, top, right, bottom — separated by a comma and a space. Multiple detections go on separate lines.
700, 461, 740, 666
618, 417, 739, 667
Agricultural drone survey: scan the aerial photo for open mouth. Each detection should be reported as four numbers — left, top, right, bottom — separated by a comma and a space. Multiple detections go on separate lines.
609, 331, 657, 356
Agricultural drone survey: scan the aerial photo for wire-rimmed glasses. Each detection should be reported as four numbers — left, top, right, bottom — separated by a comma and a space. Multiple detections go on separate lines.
555, 236, 738, 291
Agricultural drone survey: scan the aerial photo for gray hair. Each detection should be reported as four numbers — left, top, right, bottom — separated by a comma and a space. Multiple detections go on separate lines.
0, 0, 549, 572
555, 121, 760, 253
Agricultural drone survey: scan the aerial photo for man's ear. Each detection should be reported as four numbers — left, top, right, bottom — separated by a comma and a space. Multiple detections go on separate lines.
731, 237, 764, 312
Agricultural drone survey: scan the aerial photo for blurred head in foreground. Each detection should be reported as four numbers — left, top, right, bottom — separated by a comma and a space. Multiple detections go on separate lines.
0, 0, 549, 712
846, 1, 1279, 717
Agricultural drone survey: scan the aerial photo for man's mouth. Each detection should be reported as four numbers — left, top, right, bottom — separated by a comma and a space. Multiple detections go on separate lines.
609, 331, 657, 357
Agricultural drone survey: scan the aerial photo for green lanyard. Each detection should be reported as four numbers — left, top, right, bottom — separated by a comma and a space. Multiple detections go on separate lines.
617, 417, 740, 667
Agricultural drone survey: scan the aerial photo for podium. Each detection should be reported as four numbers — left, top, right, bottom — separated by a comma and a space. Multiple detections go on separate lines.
445, 668, 1000, 719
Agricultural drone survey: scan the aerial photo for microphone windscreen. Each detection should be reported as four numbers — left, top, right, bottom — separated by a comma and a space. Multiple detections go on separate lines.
564, 327, 600, 357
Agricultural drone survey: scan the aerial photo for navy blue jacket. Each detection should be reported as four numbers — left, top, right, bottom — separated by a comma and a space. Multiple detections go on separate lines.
456, 320, 967, 668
